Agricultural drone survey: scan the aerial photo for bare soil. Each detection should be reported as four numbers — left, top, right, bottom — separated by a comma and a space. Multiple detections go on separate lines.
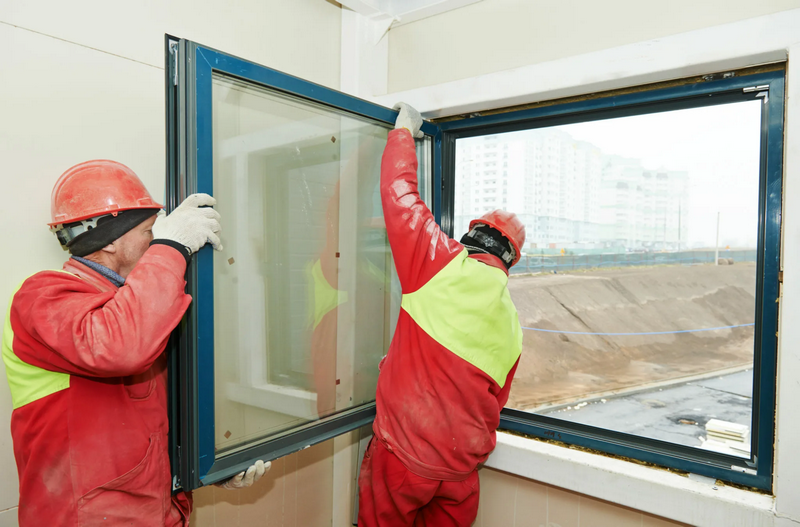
507, 263, 756, 410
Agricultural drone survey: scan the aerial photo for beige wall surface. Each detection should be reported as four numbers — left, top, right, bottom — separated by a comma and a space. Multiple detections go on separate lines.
190, 461, 692, 527
387, 0, 800, 93
190, 440, 336, 527
0, 1, 341, 524
475, 467, 688, 527
0, 0, 341, 84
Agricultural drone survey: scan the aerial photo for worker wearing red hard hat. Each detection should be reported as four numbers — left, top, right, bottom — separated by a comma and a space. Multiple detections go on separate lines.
3, 160, 267, 527
358, 104, 525, 527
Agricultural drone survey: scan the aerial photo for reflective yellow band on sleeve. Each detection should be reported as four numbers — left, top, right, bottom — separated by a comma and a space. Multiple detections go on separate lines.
2, 279, 70, 409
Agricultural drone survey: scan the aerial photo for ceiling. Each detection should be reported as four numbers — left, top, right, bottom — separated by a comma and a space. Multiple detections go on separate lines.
337, 0, 482, 27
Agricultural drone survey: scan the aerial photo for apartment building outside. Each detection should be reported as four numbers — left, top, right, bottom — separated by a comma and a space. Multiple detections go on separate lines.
454, 129, 689, 252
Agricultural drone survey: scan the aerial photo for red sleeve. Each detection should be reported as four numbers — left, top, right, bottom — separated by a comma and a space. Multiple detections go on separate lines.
10, 245, 192, 377
381, 128, 463, 293
495, 357, 520, 409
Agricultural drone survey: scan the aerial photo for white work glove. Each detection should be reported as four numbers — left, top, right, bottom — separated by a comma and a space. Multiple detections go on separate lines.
393, 102, 424, 138
152, 193, 223, 253
216, 460, 270, 490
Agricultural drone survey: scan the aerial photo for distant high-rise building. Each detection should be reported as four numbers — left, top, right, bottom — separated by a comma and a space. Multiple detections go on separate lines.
454, 130, 689, 251
600, 156, 689, 250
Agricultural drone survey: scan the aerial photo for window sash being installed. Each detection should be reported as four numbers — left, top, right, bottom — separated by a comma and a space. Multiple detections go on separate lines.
165, 36, 435, 491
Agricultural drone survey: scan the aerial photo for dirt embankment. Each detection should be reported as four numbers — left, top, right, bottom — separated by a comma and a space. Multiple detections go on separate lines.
508, 263, 756, 410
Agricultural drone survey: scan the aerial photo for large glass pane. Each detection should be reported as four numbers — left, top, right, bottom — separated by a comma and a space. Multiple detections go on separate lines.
455, 101, 762, 457
211, 75, 406, 454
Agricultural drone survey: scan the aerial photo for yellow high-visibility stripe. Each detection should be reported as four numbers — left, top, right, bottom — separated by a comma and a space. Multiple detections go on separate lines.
310, 260, 348, 329
401, 249, 522, 387
2, 274, 71, 409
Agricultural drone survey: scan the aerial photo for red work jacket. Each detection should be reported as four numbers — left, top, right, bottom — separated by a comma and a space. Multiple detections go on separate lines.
374, 129, 523, 481
2, 245, 193, 526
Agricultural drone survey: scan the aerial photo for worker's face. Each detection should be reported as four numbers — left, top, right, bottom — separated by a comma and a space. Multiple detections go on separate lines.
112, 215, 157, 278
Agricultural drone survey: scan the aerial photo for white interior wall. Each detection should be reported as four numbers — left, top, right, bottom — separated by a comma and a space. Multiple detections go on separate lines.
0, 2, 341, 525
774, 41, 800, 527
386, 0, 800, 93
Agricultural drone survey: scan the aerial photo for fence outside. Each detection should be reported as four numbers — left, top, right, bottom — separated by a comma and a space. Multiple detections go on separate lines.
511, 249, 757, 275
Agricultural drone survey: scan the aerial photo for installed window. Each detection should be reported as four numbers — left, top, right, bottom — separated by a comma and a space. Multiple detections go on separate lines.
440, 67, 784, 489
456, 102, 760, 457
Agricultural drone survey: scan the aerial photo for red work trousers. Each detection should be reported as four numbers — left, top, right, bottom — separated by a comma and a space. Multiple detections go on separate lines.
358, 440, 480, 527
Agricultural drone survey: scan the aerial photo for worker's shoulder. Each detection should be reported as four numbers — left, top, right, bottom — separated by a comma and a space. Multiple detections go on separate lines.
5, 269, 87, 316
453, 251, 509, 282
14, 268, 87, 296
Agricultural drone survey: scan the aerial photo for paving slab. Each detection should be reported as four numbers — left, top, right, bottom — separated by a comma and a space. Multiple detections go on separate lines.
540, 370, 753, 455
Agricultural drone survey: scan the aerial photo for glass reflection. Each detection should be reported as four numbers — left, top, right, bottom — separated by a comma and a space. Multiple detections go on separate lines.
210, 76, 402, 453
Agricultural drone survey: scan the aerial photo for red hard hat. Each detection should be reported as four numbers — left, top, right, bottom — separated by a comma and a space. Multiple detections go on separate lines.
469, 209, 526, 266
49, 160, 163, 226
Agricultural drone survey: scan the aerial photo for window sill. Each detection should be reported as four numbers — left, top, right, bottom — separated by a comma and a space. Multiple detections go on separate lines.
226, 382, 316, 418
486, 431, 775, 526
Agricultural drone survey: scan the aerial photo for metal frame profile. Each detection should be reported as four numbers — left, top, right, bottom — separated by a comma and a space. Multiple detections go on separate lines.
435, 67, 785, 491
164, 36, 438, 491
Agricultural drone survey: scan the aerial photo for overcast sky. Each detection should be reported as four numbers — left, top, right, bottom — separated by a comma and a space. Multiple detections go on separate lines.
559, 101, 762, 248
460, 100, 763, 248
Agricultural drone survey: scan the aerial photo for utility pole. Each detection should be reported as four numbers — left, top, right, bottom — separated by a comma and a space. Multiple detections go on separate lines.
715, 212, 720, 266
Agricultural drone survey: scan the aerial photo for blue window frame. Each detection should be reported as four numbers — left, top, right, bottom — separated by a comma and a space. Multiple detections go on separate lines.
166, 33, 783, 493
166, 36, 437, 490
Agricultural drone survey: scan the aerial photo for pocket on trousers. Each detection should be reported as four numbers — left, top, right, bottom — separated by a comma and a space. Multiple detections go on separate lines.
124, 370, 156, 400
77, 433, 165, 526
168, 491, 193, 527
462, 469, 480, 493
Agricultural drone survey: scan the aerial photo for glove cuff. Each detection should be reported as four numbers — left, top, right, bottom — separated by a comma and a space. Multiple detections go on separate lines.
150, 239, 193, 264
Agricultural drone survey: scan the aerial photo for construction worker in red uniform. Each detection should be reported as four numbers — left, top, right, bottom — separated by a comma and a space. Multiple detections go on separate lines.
357, 104, 526, 527
3, 160, 268, 527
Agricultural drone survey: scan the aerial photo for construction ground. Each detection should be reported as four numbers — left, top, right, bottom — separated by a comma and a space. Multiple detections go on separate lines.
507, 262, 756, 449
